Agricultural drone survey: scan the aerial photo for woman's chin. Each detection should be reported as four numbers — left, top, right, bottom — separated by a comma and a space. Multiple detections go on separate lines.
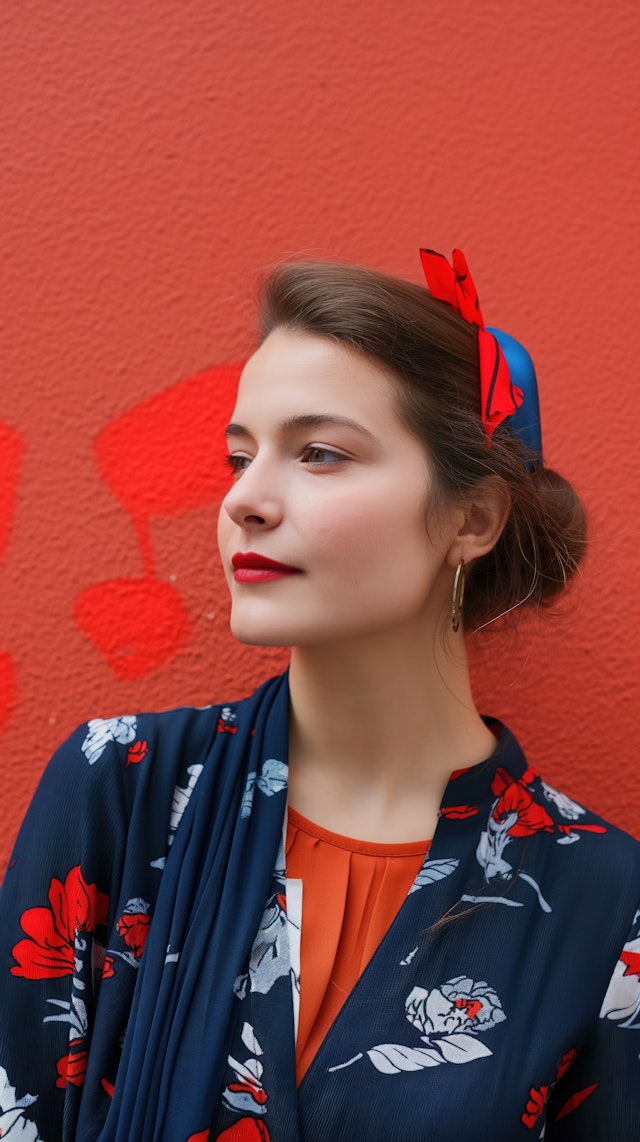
229, 620, 294, 648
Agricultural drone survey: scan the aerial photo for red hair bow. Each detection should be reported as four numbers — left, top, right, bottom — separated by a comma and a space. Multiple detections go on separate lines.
420, 248, 523, 443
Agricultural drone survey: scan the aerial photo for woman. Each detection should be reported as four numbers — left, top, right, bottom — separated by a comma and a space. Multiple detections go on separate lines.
1, 249, 639, 1141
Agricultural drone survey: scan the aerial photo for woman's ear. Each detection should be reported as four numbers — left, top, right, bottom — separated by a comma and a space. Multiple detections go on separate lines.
447, 478, 511, 568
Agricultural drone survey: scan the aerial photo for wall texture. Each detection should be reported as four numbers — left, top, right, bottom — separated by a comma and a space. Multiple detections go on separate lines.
1, 0, 639, 871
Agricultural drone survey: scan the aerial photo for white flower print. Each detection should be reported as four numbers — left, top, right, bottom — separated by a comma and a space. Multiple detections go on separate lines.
241, 757, 288, 819
365, 1043, 449, 1072
81, 716, 137, 765
241, 771, 257, 819
409, 857, 459, 894
257, 758, 288, 797
330, 976, 505, 1075
169, 764, 204, 839
475, 798, 552, 911
0, 1066, 42, 1141
400, 947, 419, 966
406, 985, 465, 1036
241, 1020, 263, 1056
600, 937, 640, 1028
407, 977, 506, 1036
222, 1024, 267, 1116
540, 782, 586, 821
234, 890, 298, 998
150, 764, 204, 868
43, 994, 88, 1038
476, 812, 516, 881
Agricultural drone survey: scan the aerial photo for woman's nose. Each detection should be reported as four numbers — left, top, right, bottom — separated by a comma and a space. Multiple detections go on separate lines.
221, 460, 283, 529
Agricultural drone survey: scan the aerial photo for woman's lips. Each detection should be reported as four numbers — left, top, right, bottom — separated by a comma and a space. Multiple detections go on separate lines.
231, 552, 301, 583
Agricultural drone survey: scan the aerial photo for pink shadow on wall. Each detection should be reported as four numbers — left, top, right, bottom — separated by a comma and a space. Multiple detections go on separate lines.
0, 421, 25, 730
73, 364, 242, 679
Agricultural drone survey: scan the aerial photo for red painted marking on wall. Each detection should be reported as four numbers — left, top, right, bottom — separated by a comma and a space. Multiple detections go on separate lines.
0, 420, 25, 731
0, 421, 25, 560
74, 366, 240, 677
93, 364, 242, 574
74, 577, 190, 680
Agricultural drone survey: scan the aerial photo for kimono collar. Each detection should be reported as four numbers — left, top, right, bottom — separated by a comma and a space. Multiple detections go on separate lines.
439, 720, 530, 817
96, 672, 524, 1141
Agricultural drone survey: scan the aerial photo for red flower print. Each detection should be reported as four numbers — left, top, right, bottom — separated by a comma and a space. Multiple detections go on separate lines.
554, 1083, 598, 1121
127, 739, 149, 765
55, 1038, 88, 1088
454, 997, 482, 1019
217, 717, 238, 734
11, 865, 109, 979
215, 1120, 270, 1141
521, 1050, 582, 1129
521, 1084, 549, 1129
621, 949, 640, 979
448, 766, 472, 781
491, 769, 555, 837
217, 708, 239, 734
440, 805, 479, 820
116, 898, 151, 958
227, 1081, 267, 1107
102, 955, 116, 979
187, 1133, 210, 1142
556, 823, 607, 837
102, 1077, 116, 1098
556, 1047, 578, 1081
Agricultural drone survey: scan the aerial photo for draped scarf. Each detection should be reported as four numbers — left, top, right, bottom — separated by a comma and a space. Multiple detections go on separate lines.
90, 671, 291, 1141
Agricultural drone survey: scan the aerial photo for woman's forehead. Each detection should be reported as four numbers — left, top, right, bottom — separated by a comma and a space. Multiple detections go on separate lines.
233, 328, 403, 431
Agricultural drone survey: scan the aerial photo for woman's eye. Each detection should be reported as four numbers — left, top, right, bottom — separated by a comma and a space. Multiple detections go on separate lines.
225, 453, 252, 475
302, 446, 348, 466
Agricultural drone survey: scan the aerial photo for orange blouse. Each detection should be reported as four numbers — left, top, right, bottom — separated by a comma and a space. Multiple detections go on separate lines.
285, 806, 430, 1083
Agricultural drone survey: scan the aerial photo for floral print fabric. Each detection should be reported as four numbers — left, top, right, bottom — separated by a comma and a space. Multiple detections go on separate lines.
1, 672, 639, 1141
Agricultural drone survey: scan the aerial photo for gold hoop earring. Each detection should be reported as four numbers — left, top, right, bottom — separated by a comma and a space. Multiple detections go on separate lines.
451, 560, 465, 633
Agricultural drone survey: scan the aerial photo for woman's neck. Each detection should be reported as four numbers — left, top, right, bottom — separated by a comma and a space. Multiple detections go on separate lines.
286, 630, 498, 843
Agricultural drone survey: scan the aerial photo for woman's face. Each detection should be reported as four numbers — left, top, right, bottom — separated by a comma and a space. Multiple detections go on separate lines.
217, 329, 463, 648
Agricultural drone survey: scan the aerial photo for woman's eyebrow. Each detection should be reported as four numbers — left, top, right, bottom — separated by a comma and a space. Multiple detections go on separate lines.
225, 414, 376, 441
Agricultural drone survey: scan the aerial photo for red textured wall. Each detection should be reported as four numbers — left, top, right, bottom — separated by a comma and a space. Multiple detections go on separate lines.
1, 1, 639, 872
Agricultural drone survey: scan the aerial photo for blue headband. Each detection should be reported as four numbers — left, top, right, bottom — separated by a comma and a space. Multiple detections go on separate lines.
487, 327, 543, 470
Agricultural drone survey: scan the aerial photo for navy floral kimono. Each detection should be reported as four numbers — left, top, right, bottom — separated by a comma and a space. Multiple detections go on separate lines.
1, 671, 639, 1141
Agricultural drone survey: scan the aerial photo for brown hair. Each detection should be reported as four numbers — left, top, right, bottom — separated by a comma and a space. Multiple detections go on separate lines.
258, 261, 587, 630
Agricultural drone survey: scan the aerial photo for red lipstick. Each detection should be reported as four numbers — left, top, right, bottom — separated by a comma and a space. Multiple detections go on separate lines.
231, 552, 301, 582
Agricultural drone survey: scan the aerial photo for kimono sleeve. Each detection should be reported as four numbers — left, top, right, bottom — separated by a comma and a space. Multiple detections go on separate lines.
0, 719, 133, 1142
545, 906, 640, 1140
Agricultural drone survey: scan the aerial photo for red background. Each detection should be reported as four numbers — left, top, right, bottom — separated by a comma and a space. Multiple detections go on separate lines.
1, 0, 639, 871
